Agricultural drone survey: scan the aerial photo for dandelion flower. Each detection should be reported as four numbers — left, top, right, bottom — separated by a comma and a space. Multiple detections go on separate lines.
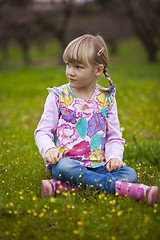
144, 216, 150, 223
9, 202, 14, 207
50, 197, 55, 203
39, 213, 44, 218
73, 230, 79, 235
117, 210, 123, 216
32, 196, 37, 201
111, 237, 116, 240
77, 221, 83, 226
135, 234, 140, 240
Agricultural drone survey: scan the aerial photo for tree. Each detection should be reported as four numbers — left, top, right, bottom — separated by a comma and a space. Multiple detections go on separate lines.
115, 0, 160, 62
0, 0, 33, 64
0, 0, 74, 65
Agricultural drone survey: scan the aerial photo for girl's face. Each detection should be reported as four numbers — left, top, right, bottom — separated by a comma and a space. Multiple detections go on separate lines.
65, 62, 98, 91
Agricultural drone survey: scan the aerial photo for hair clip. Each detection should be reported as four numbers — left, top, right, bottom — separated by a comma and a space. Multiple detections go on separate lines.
97, 47, 104, 56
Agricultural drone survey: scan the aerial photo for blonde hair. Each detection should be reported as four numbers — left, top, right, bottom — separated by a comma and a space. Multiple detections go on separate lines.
63, 34, 113, 92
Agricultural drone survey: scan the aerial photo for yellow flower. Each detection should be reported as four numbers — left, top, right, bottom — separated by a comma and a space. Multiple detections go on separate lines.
99, 194, 103, 200
135, 234, 140, 240
32, 196, 37, 201
27, 210, 32, 214
77, 221, 83, 226
9, 202, 14, 207
73, 229, 79, 235
83, 211, 87, 215
20, 196, 24, 200
39, 213, 44, 218
50, 197, 55, 203
53, 209, 58, 214
117, 210, 123, 216
144, 216, 150, 223
111, 237, 116, 240
63, 192, 68, 196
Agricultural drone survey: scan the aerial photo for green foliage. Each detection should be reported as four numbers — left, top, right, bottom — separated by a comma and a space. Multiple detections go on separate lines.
0, 38, 160, 240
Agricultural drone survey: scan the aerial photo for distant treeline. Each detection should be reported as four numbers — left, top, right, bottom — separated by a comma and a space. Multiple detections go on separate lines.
0, 0, 159, 64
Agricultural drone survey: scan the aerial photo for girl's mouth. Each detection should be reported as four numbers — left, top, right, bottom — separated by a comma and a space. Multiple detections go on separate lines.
68, 78, 76, 82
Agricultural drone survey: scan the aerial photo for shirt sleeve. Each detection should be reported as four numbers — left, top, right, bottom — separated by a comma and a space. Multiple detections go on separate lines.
104, 98, 125, 164
34, 90, 59, 159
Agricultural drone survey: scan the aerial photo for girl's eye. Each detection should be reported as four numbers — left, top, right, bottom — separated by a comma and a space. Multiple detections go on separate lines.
66, 63, 70, 67
77, 65, 83, 69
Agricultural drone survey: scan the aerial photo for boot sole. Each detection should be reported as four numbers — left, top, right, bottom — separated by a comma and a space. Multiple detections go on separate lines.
147, 186, 158, 206
41, 180, 53, 198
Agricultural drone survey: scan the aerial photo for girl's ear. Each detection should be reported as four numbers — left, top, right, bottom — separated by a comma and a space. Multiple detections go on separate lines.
95, 64, 104, 77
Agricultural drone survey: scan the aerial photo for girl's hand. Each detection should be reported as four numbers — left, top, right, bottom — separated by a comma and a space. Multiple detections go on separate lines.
44, 147, 62, 165
106, 158, 126, 173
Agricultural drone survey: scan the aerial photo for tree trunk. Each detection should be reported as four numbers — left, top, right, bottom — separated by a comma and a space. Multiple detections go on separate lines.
123, 0, 159, 62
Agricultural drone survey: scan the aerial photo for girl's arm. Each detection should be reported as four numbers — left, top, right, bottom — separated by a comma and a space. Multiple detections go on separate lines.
105, 98, 125, 166
34, 91, 59, 159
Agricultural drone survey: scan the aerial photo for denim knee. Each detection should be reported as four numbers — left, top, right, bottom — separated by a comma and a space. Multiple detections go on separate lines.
125, 167, 137, 183
51, 157, 81, 180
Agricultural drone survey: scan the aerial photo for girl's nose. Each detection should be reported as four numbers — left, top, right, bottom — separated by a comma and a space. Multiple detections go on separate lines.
67, 66, 75, 76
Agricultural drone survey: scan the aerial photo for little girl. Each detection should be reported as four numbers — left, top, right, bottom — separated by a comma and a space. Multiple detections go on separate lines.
34, 34, 158, 205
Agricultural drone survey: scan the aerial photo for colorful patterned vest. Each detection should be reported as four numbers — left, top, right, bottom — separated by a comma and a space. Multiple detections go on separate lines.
51, 83, 115, 167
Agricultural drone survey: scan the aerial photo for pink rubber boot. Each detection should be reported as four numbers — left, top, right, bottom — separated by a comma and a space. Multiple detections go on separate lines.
115, 181, 158, 206
41, 179, 76, 198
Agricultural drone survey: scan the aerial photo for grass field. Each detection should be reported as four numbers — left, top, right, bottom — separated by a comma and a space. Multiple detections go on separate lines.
0, 38, 160, 240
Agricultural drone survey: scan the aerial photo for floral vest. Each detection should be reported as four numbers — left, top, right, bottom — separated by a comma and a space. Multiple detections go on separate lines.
52, 83, 115, 167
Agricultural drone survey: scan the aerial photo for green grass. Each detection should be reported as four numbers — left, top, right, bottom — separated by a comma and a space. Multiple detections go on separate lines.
0, 38, 160, 240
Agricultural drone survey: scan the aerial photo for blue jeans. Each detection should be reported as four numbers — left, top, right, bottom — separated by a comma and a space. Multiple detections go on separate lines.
51, 157, 137, 194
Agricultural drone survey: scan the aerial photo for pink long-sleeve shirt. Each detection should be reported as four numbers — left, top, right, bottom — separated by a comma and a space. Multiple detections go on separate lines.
34, 84, 125, 170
